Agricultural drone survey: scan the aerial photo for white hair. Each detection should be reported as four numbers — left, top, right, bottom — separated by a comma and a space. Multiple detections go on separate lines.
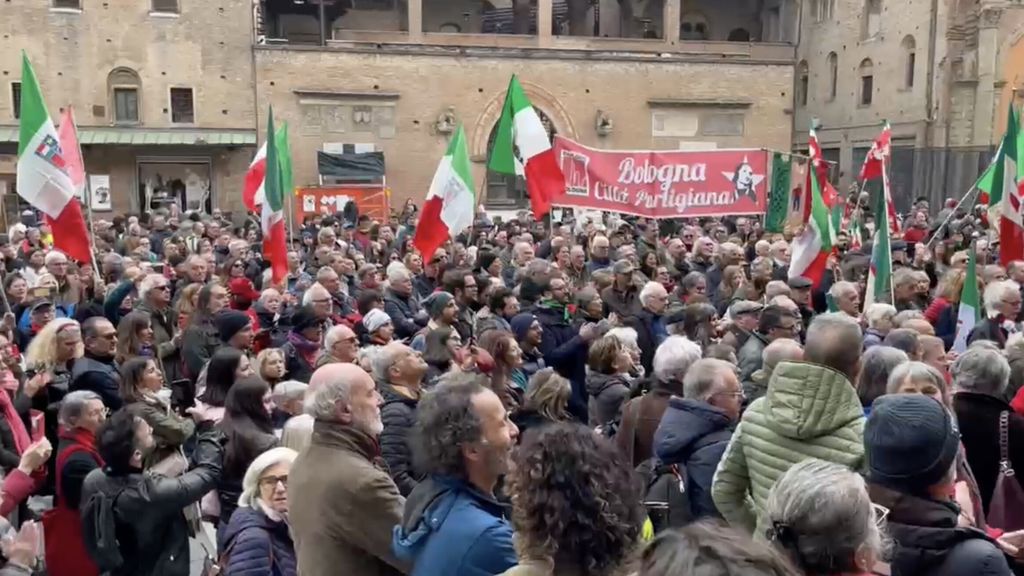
387, 265, 411, 283
58, 390, 102, 428
272, 380, 308, 405
308, 375, 353, 420
652, 335, 702, 383
639, 281, 666, 306
138, 273, 165, 301
828, 281, 858, 299
606, 327, 639, 350
237, 447, 298, 509
281, 414, 315, 453
864, 303, 898, 328
302, 283, 330, 306
324, 325, 353, 351
44, 251, 67, 265
984, 280, 1021, 317
951, 346, 1010, 396
683, 358, 735, 401
371, 342, 407, 382
259, 288, 280, 303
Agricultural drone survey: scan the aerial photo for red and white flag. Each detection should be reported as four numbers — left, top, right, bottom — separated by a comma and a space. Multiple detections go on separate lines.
859, 122, 901, 235
17, 54, 91, 263
242, 140, 268, 212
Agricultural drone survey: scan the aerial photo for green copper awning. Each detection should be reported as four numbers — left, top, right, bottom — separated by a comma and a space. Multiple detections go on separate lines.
0, 126, 256, 146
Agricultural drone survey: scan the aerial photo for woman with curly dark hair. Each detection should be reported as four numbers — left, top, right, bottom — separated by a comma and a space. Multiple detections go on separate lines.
501, 422, 644, 576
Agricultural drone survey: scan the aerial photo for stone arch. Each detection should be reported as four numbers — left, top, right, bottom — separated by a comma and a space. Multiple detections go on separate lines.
470, 80, 577, 161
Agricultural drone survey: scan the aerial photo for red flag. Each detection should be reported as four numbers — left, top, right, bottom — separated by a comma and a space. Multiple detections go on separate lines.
806, 126, 837, 218
242, 140, 267, 212
859, 122, 901, 235
53, 107, 92, 264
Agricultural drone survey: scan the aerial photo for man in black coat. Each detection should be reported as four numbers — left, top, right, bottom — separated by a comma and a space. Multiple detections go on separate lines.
81, 407, 222, 576
383, 267, 426, 340
533, 275, 599, 422
625, 281, 670, 376
70, 317, 121, 411
373, 342, 428, 496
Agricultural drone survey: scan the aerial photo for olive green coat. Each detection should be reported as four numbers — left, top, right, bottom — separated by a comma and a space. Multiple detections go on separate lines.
711, 361, 866, 535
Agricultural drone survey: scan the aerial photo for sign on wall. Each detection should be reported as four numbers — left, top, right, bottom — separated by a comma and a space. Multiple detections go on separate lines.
295, 186, 390, 223
88, 174, 111, 211
552, 136, 768, 219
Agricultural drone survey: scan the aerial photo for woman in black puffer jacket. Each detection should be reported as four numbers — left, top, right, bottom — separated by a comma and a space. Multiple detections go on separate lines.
216, 376, 278, 528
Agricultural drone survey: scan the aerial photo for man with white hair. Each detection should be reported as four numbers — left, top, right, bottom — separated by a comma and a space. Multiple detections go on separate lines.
45, 250, 78, 307
502, 241, 535, 286
654, 358, 742, 519
303, 283, 336, 332
382, 266, 424, 340
318, 324, 359, 367
375, 342, 429, 496
828, 281, 861, 319
289, 363, 407, 576
864, 303, 898, 349
136, 272, 182, 381
625, 281, 670, 374
967, 279, 1022, 347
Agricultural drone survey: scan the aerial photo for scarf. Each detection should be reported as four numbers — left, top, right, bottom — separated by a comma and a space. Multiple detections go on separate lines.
0, 389, 29, 455
539, 299, 571, 322
58, 427, 103, 466
288, 331, 320, 366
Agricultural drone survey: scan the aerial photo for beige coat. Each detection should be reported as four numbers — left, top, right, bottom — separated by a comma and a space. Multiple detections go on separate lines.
290, 420, 409, 576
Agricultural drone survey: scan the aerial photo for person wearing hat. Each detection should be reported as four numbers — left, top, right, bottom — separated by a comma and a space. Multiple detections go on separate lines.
602, 259, 642, 319
866, 394, 1019, 575
18, 297, 55, 350
720, 300, 764, 352
279, 305, 323, 383
228, 277, 261, 312
510, 312, 545, 390
786, 276, 814, 329
215, 309, 255, 352
361, 308, 394, 347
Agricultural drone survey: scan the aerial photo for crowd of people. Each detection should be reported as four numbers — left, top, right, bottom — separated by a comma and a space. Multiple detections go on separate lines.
0, 194, 1019, 576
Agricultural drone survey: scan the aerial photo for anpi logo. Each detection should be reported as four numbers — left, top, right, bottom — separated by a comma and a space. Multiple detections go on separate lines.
560, 150, 590, 197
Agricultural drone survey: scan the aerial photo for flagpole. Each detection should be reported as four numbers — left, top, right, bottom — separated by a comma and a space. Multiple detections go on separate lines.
923, 182, 981, 250
68, 105, 102, 283
882, 151, 895, 304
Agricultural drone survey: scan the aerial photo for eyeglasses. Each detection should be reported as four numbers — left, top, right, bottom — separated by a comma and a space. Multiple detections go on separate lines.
258, 474, 288, 489
871, 503, 890, 527
712, 390, 745, 400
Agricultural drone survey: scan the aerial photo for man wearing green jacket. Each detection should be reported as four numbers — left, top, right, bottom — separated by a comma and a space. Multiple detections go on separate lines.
711, 313, 866, 536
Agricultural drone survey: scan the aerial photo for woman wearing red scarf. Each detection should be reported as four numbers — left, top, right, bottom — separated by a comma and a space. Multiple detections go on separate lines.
42, 390, 107, 576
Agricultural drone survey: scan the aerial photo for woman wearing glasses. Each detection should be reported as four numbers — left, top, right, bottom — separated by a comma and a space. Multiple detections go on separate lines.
219, 447, 297, 576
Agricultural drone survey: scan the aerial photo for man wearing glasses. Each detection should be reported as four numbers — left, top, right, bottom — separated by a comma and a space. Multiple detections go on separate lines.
137, 273, 182, 382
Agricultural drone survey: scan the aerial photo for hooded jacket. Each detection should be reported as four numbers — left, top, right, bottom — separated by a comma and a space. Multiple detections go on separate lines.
219, 506, 297, 576
868, 483, 1011, 576
392, 475, 517, 576
379, 382, 423, 497
654, 398, 735, 520
711, 361, 866, 535
585, 372, 631, 428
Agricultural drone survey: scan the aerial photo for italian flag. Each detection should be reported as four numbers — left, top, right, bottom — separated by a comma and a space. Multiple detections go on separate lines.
243, 125, 292, 212
16, 53, 91, 263
952, 248, 980, 353
789, 125, 835, 287
413, 124, 475, 261
984, 103, 1024, 266
262, 107, 288, 286
864, 166, 894, 307
488, 75, 565, 218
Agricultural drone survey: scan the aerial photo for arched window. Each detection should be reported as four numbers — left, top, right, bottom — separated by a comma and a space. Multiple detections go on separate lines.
486, 109, 556, 208
827, 52, 838, 101
859, 58, 874, 106
107, 68, 141, 124
680, 12, 709, 41
727, 28, 750, 42
902, 35, 917, 88
862, 0, 881, 39
797, 60, 809, 107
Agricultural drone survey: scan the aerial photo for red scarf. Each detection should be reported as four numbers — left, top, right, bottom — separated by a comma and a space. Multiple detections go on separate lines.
0, 388, 30, 454
58, 427, 103, 466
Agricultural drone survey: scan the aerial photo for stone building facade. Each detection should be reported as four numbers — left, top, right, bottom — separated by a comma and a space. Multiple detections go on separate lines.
793, 0, 1024, 209
2, 0, 798, 218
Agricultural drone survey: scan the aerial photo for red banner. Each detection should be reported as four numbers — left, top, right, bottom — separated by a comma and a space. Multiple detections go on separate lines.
552, 136, 769, 219
295, 186, 390, 222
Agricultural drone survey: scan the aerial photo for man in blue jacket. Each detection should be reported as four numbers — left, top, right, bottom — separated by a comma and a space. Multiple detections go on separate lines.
393, 372, 519, 576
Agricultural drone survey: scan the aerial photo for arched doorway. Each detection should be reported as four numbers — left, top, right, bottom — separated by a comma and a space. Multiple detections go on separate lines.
484, 108, 557, 209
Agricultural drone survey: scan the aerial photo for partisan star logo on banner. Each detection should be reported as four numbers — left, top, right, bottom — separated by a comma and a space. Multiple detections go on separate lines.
34, 134, 68, 173
723, 156, 766, 203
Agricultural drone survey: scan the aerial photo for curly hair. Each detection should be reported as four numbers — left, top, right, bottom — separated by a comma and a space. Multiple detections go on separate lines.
509, 423, 644, 576
411, 371, 488, 477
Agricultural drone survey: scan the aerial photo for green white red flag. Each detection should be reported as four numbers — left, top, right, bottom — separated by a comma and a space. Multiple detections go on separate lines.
17, 53, 91, 263
414, 124, 476, 262
864, 165, 894, 307
790, 124, 836, 287
952, 248, 980, 353
984, 103, 1024, 266
859, 122, 901, 235
262, 107, 288, 286
488, 75, 565, 218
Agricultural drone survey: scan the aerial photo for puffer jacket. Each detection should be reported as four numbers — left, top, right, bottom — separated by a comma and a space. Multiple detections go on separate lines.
711, 361, 866, 535
383, 288, 424, 340
219, 506, 297, 576
379, 382, 422, 497
654, 398, 734, 520
585, 372, 631, 428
